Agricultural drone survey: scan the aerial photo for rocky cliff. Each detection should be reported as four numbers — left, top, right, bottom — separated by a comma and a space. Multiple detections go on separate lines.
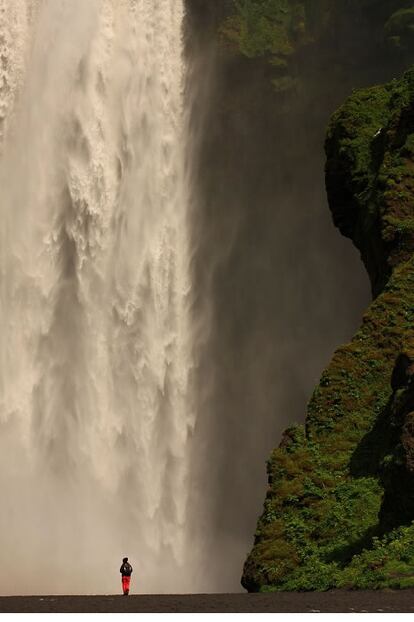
242, 66, 414, 592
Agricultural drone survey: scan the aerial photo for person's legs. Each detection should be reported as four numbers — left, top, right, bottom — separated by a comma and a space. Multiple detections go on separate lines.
122, 576, 131, 595
125, 576, 131, 595
122, 576, 128, 595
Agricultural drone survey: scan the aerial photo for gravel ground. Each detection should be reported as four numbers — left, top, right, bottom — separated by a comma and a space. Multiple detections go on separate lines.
1, 590, 414, 613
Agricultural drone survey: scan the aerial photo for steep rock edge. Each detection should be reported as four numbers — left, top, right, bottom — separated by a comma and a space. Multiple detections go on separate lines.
242, 67, 414, 592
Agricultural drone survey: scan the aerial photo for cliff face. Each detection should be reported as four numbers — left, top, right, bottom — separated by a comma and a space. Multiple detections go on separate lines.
242, 67, 414, 592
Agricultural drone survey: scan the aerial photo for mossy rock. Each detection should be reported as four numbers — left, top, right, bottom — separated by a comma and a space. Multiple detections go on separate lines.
242, 66, 414, 592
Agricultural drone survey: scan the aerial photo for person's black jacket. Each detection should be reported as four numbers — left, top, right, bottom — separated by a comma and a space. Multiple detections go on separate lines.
120, 562, 133, 577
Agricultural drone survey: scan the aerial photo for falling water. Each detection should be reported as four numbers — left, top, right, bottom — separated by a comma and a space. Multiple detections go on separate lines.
0, 0, 194, 594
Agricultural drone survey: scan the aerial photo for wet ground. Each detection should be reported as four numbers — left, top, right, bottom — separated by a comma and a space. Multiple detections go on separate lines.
1, 590, 414, 613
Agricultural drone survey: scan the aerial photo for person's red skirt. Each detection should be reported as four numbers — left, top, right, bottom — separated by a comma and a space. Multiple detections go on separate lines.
122, 576, 131, 595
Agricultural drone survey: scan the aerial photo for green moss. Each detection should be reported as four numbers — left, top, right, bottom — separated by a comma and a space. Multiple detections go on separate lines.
220, 0, 308, 60
326, 67, 414, 293
338, 525, 414, 589
242, 67, 414, 592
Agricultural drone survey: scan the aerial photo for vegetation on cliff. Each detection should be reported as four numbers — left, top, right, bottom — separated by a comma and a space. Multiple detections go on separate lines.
221, 1, 414, 93
242, 67, 414, 592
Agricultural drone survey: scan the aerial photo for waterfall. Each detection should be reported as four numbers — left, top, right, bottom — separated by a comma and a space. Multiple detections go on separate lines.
0, 0, 194, 595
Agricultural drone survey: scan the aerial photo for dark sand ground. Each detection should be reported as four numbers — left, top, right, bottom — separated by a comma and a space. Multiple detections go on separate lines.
1, 590, 414, 613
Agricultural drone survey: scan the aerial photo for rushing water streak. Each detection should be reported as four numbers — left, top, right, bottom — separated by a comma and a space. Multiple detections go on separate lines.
0, 0, 194, 595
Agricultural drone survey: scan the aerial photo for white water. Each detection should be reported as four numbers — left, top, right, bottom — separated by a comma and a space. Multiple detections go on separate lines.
0, 0, 195, 595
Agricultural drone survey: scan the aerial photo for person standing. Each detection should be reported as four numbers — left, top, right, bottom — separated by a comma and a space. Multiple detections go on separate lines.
120, 557, 133, 595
